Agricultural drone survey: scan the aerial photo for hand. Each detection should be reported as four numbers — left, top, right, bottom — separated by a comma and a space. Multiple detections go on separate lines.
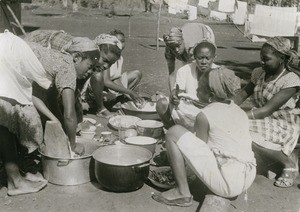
70, 143, 85, 156
170, 89, 180, 106
129, 91, 144, 105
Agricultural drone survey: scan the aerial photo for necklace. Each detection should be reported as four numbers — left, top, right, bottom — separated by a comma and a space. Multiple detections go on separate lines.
273, 68, 286, 82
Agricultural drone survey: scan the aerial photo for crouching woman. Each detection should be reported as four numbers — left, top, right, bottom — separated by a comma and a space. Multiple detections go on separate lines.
152, 68, 256, 206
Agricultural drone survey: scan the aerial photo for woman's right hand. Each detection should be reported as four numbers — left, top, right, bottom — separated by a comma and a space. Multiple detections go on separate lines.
129, 91, 144, 105
170, 89, 180, 106
70, 143, 85, 156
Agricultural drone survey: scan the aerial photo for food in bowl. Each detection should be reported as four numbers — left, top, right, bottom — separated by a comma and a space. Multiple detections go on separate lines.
136, 120, 164, 138
124, 136, 157, 155
108, 115, 141, 129
148, 166, 175, 189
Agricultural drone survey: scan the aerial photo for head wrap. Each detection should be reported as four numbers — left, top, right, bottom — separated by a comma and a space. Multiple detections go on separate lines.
61, 37, 99, 53
193, 39, 217, 55
265, 36, 299, 71
93, 34, 122, 50
208, 68, 241, 99
163, 27, 183, 45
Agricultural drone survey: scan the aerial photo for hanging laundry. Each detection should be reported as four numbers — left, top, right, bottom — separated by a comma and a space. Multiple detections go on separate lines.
218, 0, 236, 13
233, 1, 247, 25
250, 5, 297, 37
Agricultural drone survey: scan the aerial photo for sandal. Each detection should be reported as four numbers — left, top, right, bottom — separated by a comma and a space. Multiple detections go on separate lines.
274, 168, 299, 188
152, 192, 193, 207
96, 108, 113, 119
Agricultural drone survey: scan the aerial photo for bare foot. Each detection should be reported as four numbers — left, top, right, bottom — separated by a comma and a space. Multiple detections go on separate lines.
7, 177, 47, 196
161, 188, 191, 200
25, 172, 48, 183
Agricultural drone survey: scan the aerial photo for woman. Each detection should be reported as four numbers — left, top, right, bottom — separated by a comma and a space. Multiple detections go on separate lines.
82, 30, 143, 117
156, 40, 239, 131
233, 37, 300, 188
152, 68, 256, 207
163, 23, 215, 89
24, 29, 122, 118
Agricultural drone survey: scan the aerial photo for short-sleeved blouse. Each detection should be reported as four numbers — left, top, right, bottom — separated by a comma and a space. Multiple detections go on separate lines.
27, 42, 77, 94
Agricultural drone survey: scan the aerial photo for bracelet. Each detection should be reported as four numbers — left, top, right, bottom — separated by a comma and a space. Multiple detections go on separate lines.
250, 108, 256, 119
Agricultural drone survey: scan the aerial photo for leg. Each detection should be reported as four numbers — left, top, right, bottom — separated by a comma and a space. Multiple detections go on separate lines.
0, 126, 47, 196
90, 72, 112, 117
152, 125, 193, 206
126, 70, 142, 90
156, 97, 175, 129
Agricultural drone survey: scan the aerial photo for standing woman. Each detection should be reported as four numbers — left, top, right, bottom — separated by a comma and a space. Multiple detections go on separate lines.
27, 37, 100, 154
233, 37, 300, 188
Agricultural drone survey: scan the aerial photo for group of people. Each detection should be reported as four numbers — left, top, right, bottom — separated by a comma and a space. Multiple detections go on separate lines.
152, 24, 300, 207
0, 22, 299, 208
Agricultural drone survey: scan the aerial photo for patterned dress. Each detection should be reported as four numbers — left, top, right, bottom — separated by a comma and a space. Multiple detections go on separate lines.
249, 67, 300, 156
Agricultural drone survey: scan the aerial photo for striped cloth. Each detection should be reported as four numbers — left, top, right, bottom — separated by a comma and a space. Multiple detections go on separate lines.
249, 67, 300, 156
24, 30, 74, 51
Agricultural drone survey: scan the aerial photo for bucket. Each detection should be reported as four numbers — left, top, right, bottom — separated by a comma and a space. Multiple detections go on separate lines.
40, 142, 99, 186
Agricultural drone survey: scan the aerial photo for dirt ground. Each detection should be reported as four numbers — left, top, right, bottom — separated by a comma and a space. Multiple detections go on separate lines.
0, 6, 300, 212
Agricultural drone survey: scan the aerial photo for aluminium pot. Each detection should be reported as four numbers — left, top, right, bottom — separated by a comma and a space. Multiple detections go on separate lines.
40, 142, 99, 186
92, 145, 152, 192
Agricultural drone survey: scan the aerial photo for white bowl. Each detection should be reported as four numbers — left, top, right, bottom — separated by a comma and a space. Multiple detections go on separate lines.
136, 120, 164, 138
80, 131, 95, 140
125, 136, 157, 155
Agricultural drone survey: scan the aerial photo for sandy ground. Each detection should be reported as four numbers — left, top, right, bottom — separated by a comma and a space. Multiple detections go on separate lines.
0, 6, 300, 212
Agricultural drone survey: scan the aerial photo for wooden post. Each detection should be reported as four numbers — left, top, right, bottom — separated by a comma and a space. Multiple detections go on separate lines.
128, 7, 133, 38
156, 0, 162, 50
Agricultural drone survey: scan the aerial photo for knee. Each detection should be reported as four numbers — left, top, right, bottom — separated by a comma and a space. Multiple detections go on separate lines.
166, 125, 187, 144
156, 97, 169, 113
131, 70, 142, 80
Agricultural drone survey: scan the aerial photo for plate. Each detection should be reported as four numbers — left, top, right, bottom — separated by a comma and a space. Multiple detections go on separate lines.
83, 117, 97, 125
108, 115, 141, 130
148, 166, 175, 189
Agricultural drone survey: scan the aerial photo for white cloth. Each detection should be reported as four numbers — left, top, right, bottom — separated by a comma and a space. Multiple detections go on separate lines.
175, 62, 219, 100
233, 1, 247, 25
250, 5, 297, 37
218, 0, 235, 13
176, 101, 256, 197
0, 31, 52, 105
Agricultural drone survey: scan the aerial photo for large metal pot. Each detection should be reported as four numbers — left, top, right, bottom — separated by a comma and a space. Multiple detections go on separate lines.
40, 142, 99, 186
121, 101, 160, 120
92, 145, 152, 192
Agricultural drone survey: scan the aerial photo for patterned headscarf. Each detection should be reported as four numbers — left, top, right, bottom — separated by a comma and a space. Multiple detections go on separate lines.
93, 34, 122, 50
208, 68, 241, 99
61, 37, 99, 53
266, 36, 299, 71
163, 27, 183, 45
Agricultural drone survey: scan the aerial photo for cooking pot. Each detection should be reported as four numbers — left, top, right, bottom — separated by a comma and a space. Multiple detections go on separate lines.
136, 120, 164, 139
92, 145, 152, 192
40, 142, 99, 186
124, 136, 157, 155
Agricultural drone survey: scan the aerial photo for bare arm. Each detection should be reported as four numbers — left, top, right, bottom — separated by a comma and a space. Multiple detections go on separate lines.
166, 58, 176, 75
32, 95, 60, 123
247, 87, 298, 119
194, 112, 210, 143
232, 82, 255, 105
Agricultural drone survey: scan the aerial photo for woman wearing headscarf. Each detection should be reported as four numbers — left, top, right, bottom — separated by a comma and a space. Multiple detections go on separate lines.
163, 23, 215, 89
233, 37, 300, 188
152, 68, 256, 207
157, 40, 239, 131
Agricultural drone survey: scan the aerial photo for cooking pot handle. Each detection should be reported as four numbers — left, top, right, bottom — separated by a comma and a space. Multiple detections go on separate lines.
133, 163, 150, 173
57, 160, 70, 167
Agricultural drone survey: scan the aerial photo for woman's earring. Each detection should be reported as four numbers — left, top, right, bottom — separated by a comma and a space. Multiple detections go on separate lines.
208, 97, 212, 103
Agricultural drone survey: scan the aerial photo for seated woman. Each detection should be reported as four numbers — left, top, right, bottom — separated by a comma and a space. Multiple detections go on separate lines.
152, 68, 256, 207
163, 23, 215, 89
156, 40, 240, 131
233, 37, 300, 188
82, 32, 144, 117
